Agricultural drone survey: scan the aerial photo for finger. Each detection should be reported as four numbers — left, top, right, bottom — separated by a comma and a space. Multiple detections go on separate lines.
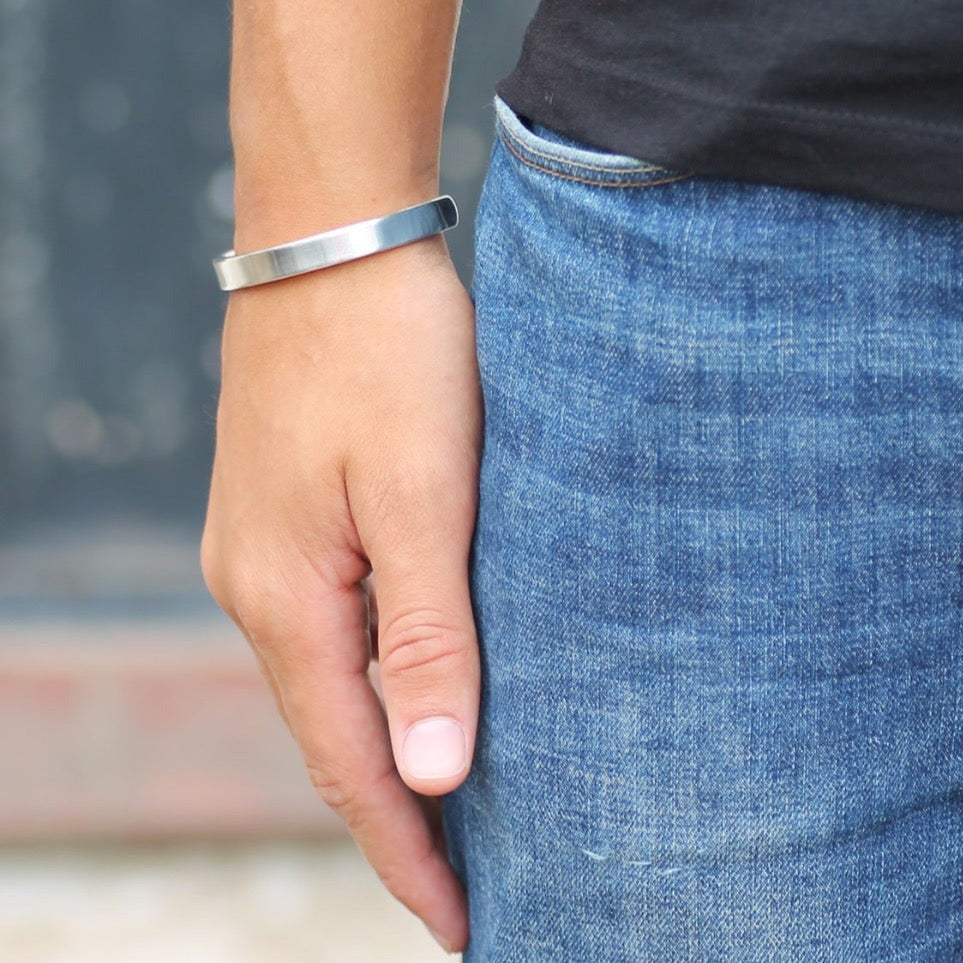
263, 575, 469, 952
360, 466, 480, 798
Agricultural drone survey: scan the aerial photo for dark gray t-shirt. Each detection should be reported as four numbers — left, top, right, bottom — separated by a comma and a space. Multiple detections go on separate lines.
496, 1, 963, 213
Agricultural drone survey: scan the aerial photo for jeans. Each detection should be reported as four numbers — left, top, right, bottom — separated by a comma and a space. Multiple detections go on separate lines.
442, 92, 963, 961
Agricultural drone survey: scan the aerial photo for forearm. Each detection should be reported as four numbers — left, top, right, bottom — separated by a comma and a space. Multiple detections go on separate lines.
229, 0, 462, 253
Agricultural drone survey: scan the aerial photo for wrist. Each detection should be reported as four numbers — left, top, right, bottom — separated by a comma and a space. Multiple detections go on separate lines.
224, 230, 457, 308
231, 172, 442, 255
215, 195, 457, 292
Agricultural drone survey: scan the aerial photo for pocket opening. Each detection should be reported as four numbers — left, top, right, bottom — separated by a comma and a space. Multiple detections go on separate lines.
492, 93, 694, 188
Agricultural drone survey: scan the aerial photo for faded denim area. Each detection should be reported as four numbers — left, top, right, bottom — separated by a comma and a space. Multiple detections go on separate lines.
442, 94, 963, 961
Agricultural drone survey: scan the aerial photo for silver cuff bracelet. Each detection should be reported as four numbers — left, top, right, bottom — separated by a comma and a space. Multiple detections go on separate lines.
212, 195, 459, 292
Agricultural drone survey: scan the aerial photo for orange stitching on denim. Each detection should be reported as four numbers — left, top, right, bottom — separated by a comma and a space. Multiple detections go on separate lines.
498, 130, 695, 189
499, 118, 666, 175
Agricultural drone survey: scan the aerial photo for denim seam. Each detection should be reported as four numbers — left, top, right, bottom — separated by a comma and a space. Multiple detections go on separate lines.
498, 129, 696, 189
499, 119, 669, 174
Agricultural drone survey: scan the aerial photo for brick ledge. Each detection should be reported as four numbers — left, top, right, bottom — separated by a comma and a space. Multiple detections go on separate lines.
0, 620, 341, 842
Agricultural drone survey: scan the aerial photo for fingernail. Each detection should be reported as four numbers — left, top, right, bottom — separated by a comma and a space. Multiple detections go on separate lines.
402, 716, 466, 780
428, 926, 455, 954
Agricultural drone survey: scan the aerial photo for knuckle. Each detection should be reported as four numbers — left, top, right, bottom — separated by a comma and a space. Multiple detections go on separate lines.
230, 577, 307, 652
306, 764, 362, 820
199, 529, 236, 618
199, 529, 222, 593
304, 762, 396, 833
206, 562, 283, 643
198, 531, 273, 634
228, 575, 269, 633
366, 453, 470, 532
378, 607, 464, 680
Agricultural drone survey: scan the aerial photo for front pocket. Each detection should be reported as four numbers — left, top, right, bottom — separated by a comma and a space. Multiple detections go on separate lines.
493, 93, 694, 189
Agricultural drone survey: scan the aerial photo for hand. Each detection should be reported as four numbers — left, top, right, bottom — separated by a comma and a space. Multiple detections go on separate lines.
201, 237, 481, 952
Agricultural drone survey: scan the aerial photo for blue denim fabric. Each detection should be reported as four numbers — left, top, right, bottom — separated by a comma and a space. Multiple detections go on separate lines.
442, 93, 963, 961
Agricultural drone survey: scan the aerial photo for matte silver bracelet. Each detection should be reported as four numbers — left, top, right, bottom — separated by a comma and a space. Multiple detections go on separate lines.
212, 195, 459, 292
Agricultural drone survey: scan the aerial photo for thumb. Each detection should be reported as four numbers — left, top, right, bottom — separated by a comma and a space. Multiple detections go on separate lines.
364, 487, 480, 796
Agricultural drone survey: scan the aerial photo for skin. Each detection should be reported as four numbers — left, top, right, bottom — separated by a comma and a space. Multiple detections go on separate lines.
201, 0, 479, 952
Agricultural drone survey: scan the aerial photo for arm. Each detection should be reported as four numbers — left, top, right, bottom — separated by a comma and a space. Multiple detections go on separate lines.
229, 0, 461, 248
201, 0, 480, 952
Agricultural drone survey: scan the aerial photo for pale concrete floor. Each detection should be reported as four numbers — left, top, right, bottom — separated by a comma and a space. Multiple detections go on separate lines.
0, 838, 452, 962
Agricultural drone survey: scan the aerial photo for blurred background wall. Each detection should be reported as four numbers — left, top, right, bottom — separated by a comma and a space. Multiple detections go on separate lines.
0, 0, 532, 616
0, 0, 537, 958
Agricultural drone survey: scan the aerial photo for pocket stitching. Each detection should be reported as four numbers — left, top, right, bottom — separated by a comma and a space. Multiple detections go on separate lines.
498, 127, 695, 189
499, 115, 666, 174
